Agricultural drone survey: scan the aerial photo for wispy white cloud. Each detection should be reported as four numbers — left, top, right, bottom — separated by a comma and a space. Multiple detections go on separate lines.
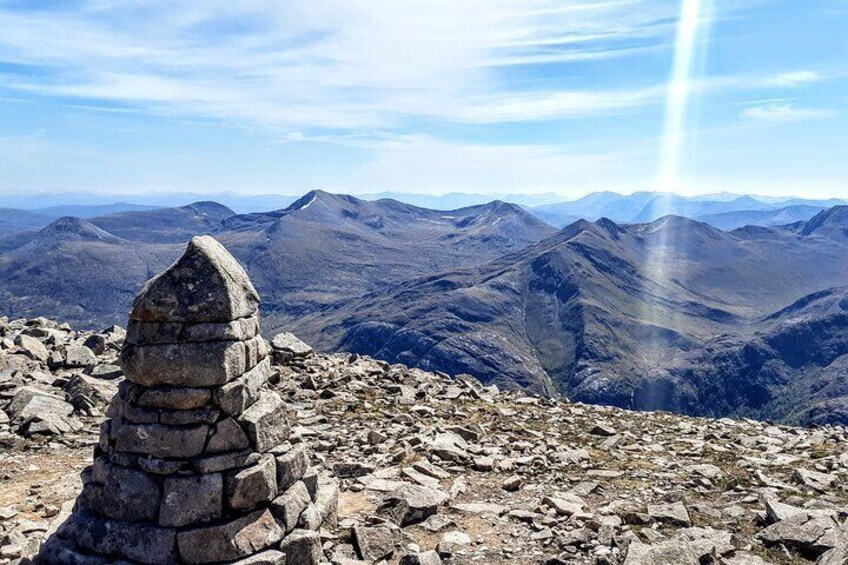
0, 0, 680, 131
740, 103, 836, 122
769, 70, 821, 87
443, 86, 666, 123
2, 1, 843, 198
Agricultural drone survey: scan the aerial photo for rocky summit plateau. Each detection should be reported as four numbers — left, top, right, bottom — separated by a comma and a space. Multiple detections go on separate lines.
0, 237, 846, 564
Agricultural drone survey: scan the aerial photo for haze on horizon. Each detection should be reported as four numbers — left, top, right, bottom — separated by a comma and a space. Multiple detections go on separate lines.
1, 0, 846, 200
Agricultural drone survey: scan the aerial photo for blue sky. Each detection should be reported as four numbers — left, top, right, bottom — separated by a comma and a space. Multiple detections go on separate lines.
0, 0, 846, 198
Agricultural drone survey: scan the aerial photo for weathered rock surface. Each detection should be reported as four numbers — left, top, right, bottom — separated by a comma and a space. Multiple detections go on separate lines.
128, 235, 259, 323
27, 237, 335, 565
264, 346, 848, 565
1, 261, 847, 564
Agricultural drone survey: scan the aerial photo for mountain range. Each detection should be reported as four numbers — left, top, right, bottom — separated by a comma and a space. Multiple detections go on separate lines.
0, 207, 54, 236
2, 190, 848, 426
3, 189, 842, 227
0, 191, 554, 328
291, 206, 848, 426
530, 191, 843, 227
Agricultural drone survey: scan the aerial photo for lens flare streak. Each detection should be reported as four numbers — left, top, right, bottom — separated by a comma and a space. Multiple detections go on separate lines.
638, 0, 712, 370
657, 0, 710, 195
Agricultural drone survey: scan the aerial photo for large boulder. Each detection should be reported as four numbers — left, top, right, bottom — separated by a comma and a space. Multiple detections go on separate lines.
6, 386, 78, 436
14, 334, 48, 363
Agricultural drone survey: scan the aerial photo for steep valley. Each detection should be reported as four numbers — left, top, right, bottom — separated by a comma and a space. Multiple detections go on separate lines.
295, 209, 848, 426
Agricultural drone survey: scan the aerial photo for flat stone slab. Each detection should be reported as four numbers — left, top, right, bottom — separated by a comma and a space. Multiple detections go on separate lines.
127, 315, 260, 346
449, 502, 507, 515
120, 336, 266, 387
378, 484, 450, 526
6, 386, 76, 435
647, 502, 691, 527
231, 551, 287, 565
74, 510, 177, 565
176, 508, 284, 564
129, 384, 212, 411
271, 332, 313, 356
7, 386, 73, 424
112, 420, 209, 459
623, 539, 700, 565
14, 334, 48, 363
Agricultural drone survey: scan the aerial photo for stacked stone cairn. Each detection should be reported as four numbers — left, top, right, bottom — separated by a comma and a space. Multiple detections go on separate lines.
39, 236, 337, 564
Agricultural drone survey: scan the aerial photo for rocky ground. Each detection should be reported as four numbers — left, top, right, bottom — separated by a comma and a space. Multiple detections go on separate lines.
1, 316, 847, 564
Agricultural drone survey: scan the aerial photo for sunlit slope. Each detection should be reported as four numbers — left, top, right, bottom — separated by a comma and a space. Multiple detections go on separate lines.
0, 192, 555, 329
299, 209, 848, 424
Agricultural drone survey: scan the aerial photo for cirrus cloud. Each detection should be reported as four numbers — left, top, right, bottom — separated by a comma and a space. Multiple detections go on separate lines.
740, 103, 836, 123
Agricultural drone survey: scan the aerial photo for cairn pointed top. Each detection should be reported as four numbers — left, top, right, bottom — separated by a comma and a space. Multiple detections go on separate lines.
130, 235, 259, 323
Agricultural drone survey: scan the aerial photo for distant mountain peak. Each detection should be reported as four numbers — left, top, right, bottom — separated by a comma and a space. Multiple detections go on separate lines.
800, 205, 848, 236
285, 189, 357, 214
35, 216, 124, 244
485, 200, 525, 215
180, 201, 235, 216
731, 195, 765, 206
643, 214, 707, 232
594, 217, 623, 237
285, 191, 321, 212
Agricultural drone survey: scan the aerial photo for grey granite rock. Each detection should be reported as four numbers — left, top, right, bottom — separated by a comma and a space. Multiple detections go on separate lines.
112, 420, 209, 459
239, 391, 290, 452
130, 235, 259, 323
120, 338, 263, 387
270, 481, 311, 534
74, 510, 177, 565
377, 484, 449, 527
206, 416, 250, 453
226, 454, 278, 512
278, 529, 322, 565
176, 509, 283, 564
274, 445, 309, 492
160, 473, 223, 528
90, 463, 161, 522
134, 385, 212, 410
214, 357, 271, 416
14, 334, 48, 363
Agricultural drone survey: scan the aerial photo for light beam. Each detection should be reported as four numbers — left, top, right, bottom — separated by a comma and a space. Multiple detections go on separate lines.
657, 0, 711, 195
637, 0, 712, 389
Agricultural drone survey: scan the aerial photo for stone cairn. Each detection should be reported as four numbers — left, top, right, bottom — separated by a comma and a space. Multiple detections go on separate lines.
39, 236, 337, 564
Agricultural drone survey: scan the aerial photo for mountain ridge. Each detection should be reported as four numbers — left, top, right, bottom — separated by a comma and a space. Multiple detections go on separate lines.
3, 195, 848, 425
0, 191, 555, 330
531, 191, 848, 228
292, 211, 848, 425
88, 200, 235, 243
